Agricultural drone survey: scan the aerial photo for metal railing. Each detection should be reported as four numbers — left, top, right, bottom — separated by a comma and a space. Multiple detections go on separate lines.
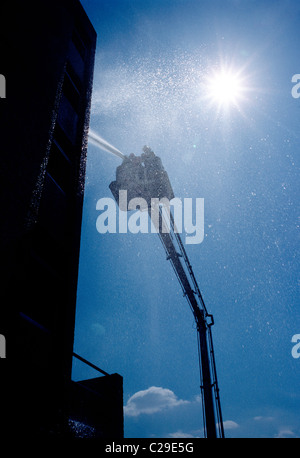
72, 352, 110, 376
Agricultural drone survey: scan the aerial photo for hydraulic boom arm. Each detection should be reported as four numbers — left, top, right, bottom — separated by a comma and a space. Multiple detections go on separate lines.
109, 147, 225, 438
156, 209, 224, 438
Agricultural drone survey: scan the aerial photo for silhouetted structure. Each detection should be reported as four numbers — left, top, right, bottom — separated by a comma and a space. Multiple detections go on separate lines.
0, 0, 123, 437
110, 148, 224, 438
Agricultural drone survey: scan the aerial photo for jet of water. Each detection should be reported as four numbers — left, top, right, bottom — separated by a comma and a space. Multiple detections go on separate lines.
88, 129, 125, 160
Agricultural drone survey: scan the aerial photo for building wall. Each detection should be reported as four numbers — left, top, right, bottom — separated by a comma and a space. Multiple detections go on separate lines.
0, 0, 98, 436
69, 374, 124, 438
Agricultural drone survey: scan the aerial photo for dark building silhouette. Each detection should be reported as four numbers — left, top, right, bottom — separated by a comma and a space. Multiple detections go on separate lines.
0, 0, 123, 437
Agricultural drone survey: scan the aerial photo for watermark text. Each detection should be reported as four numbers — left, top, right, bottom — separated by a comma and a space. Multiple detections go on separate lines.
0, 74, 6, 98
291, 334, 300, 359
96, 191, 204, 245
291, 74, 300, 98
0, 334, 6, 358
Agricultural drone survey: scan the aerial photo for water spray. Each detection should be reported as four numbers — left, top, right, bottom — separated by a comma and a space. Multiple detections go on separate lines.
88, 129, 125, 160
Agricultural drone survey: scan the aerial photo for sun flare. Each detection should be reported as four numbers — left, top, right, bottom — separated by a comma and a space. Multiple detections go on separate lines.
205, 68, 246, 109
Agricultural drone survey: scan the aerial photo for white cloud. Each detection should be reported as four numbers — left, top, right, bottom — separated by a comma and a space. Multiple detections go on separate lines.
275, 429, 296, 438
168, 421, 239, 438
168, 431, 200, 438
253, 416, 274, 422
124, 386, 190, 417
222, 420, 239, 430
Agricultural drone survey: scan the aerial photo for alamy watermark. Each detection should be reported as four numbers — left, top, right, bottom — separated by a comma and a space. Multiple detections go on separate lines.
0, 334, 6, 358
288, 79, 300, 359
96, 190, 204, 245
291, 74, 300, 98
0, 74, 6, 98
291, 334, 300, 359
0, 75, 6, 357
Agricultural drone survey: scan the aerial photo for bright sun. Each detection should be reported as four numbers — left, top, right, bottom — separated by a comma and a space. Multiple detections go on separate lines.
205, 68, 246, 110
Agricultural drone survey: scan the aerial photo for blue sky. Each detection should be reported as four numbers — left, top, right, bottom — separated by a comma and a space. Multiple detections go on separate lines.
72, 0, 300, 438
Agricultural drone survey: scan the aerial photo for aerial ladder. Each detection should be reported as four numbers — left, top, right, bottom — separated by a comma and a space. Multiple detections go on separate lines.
107, 144, 225, 438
